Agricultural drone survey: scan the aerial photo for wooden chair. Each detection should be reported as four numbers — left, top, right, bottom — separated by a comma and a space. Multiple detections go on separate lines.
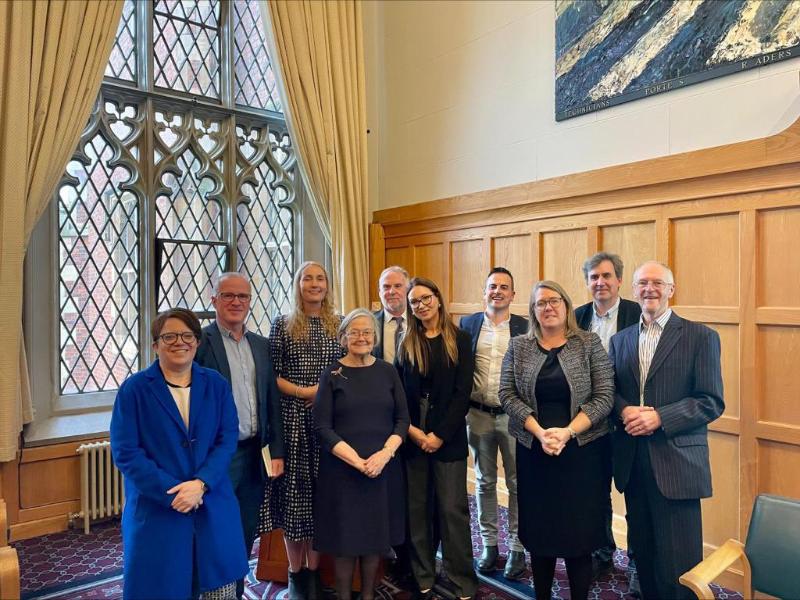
680, 494, 800, 600
0, 499, 20, 599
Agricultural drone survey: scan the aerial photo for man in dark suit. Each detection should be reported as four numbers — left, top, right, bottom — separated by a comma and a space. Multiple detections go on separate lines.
609, 261, 724, 600
373, 265, 410, 364
575, 252, 641, 582
460, 267, 529, 579
194, 272, 285, 599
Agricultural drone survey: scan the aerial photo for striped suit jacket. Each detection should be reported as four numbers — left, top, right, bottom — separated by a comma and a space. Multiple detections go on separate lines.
498, 329, 614, 449
608, 312, 724, 500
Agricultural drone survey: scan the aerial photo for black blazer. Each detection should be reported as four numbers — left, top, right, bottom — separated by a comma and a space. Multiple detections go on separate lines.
575, 297, 641, 333
372, 309, 387, 359
195, 322, 285, 459
459, 312, 528, 355
395, 328, 474, 462
608, 312, 724, 500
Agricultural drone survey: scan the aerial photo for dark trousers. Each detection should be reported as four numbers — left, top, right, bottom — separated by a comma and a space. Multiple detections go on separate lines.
228, 438, 264, 599
624, 439, 702, 600
405, 453, 478, 598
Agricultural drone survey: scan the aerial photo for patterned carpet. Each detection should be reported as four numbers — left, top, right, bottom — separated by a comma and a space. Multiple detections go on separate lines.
14, 497, 742, 599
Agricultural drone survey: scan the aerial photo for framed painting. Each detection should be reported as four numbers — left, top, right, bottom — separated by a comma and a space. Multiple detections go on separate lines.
556, 0, 800, 121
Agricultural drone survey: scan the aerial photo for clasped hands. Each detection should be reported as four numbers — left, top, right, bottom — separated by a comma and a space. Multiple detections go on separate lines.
167, 479, 205, 514
536, 427, 571, 456
409, 427, 443, 454
621, 405, 661, 436
353, 448, 392, 478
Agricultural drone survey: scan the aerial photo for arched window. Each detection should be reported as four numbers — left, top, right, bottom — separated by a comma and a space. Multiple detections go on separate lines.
27, 0, 304, 425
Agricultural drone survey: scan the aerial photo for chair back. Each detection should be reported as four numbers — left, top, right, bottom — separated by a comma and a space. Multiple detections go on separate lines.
745, 494, 800, 599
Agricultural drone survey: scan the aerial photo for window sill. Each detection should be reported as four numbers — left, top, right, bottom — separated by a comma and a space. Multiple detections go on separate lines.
23, 411, 112, 447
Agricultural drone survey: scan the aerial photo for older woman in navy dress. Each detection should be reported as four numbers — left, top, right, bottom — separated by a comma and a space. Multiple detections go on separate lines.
313, 308, 409, 600
110, 308, 247, 599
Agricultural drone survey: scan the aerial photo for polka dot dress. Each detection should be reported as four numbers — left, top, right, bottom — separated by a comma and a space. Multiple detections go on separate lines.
258, 314, 344, 541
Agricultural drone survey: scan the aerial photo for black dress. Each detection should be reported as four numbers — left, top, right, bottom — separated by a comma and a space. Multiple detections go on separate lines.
313, 359, 410, 556
516, 343, 611, 557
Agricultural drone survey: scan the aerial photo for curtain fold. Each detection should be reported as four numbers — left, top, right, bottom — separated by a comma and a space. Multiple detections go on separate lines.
0, 0, 123, 461
259, 0, 370, 313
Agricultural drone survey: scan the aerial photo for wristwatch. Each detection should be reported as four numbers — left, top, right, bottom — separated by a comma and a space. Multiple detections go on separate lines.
567, 426, 578, 439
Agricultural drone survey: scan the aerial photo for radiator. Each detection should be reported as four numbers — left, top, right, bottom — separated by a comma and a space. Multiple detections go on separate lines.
74, 441, 124, 534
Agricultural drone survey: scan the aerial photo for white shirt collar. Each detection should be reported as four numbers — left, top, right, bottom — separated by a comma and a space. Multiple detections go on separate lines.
593, 297, 621, 320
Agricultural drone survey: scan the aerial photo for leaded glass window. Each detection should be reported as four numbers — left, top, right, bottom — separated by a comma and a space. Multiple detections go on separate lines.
51, 0, 297, 401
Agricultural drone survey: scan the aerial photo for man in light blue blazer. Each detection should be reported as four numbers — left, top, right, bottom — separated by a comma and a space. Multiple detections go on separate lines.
195, 272, 285, 599
609, 261, 724, 600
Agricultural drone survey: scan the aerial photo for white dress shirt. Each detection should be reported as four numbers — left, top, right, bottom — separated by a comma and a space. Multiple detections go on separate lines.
470, 314, 511, 407
591, 297, 621, 351
638, 309, 673, 406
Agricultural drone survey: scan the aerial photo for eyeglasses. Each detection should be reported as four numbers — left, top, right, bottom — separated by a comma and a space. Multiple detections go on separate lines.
634, 279, 671, 290
217, 292, 252, 303
534, 297, 564, 310
345, 329, 374, 339
409, 294, 435, 308
156, 332, 198, 345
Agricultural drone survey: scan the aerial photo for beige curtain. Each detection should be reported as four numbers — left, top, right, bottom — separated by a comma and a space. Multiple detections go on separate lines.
0, 0, 123, 462
260, 0, 370, 312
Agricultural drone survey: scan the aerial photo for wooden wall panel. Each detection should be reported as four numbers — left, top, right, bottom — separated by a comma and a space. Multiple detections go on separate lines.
541, 228, 589, 305
493, 234, 534, 289
703, 432, 740, 546
757, 325, 800, 427
413, 244, 444, 290
758, 440, 800, 498
672, 214, 739, 307
450, 240, 486, 304
757, 207, 800, 308
371, 118, 800, 592
19, 458, 80, 508
600, 222, 656, 299
385, 247, 413, 274
707, 324, 740, 419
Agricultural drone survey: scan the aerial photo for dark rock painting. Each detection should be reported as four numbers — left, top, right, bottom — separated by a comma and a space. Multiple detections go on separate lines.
555, 0, 800, 121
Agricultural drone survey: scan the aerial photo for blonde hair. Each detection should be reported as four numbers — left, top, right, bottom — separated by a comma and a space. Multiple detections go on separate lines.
527, 280, 582, 341
399, 277, 459, 374
286, 261, 339, 340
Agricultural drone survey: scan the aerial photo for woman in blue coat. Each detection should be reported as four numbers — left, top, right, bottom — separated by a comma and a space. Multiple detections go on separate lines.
110, 308, 248, 599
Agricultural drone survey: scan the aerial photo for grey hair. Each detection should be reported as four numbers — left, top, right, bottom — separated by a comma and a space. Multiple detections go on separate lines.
378, 265, 410, 287
337, 308, 381, 347
581, 252, 624, 280
213, 272, 250, 295
632, 261, 675, 284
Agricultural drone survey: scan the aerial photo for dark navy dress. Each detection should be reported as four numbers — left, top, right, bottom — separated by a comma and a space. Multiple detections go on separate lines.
313, 359, 410, 556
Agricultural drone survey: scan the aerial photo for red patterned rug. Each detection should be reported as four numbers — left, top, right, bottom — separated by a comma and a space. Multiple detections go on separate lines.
15, 497, 742, 599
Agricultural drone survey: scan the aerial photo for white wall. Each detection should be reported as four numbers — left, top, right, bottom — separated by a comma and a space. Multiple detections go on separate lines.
364, 0, 800, 213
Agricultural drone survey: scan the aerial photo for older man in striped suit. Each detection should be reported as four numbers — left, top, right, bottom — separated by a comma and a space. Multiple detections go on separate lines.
608, 261, 724, 600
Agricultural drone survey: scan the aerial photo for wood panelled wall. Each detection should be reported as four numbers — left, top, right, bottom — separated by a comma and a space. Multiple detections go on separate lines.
371, 118, 800, 589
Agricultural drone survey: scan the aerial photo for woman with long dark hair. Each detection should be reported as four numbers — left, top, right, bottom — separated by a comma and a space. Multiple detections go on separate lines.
396, 277, 478, 600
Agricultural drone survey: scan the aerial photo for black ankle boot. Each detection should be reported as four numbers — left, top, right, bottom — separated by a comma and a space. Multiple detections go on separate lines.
288, 568, 308, 600
306, 568, 323, 600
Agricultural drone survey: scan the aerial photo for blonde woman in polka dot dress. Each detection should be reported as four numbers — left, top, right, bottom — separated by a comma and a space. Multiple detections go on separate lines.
258, 261, 344, 599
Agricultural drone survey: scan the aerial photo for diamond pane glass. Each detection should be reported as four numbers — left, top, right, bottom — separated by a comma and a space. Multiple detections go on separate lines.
58, 128, 140, 395
105, 0, 137, 81
155, 147, 222, 241
157, 241, 226, 313
237, 162, 293, 335
233, 0, 282, 112
154, 0, 220, 98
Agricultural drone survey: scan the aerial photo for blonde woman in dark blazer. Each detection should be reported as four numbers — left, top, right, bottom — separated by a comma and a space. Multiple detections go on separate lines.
499, 280, 614, 600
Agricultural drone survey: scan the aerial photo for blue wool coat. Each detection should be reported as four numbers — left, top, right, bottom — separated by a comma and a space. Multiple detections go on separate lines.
110, 360, 248, 599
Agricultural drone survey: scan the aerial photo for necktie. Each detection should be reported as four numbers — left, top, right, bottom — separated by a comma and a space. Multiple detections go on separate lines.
393, 316, 403, 355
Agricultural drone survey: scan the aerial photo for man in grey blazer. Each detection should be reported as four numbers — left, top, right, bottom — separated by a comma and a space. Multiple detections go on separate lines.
609, 261, 724, 600
575, 252, 641, 583
194, 272, 285, 599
